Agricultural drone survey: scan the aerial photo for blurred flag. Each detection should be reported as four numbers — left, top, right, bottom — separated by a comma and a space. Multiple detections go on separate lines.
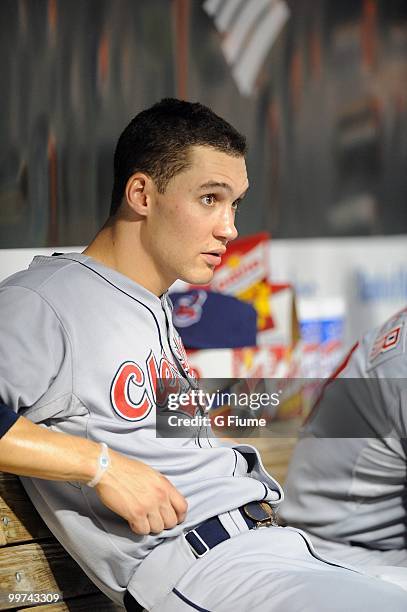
203, 0, 290, 96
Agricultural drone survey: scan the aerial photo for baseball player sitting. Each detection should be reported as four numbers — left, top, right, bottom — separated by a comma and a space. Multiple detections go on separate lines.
0, 99, 406, 611
281, 308, 407, 583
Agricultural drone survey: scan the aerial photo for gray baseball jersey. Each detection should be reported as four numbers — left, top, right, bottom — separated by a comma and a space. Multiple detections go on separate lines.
1, 254, 407, 610
281, 308, 407, 567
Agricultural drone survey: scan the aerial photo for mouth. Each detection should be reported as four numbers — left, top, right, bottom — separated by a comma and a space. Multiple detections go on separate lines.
201, 249, 225, 267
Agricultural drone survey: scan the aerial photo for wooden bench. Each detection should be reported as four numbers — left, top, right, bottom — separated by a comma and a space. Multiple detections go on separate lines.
0, 435, 297, 611
0, 473, 123, 611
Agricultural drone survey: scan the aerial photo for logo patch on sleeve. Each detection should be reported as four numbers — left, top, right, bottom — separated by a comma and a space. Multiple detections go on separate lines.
369, 325, 402, 362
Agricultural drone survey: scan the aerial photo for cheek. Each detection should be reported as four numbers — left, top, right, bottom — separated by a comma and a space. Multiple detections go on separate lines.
156, 215, 194, 257
155, 198, 209, 245
168, 208, 200, 237
161, 202, 186, 226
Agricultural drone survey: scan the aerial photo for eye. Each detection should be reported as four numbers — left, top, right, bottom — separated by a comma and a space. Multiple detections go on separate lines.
200, 194, 216, 206
231, 200, 240, 212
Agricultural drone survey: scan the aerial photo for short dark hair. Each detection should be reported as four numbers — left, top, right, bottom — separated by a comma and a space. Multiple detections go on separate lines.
110, 98, 247, 215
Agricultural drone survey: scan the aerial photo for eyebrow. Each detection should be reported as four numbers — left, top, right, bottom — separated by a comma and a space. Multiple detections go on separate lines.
198, 181, 249, 200
198, 181, 233, 192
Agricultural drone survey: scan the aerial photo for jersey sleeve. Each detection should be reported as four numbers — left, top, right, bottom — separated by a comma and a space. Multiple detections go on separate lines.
0, 402, 20, 437
0, 285, 68, 413
365, 310, 407, 438
305, 310, 407, 439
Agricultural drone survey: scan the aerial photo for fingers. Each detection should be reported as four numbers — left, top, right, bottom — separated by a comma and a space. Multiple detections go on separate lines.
159, 504, 179, 530
169, 485, 188, 522
128, 490, 186, 535
155, 474, 188, 523
129, 516, 150, 536
139, 483, 187, 533
146, 511, 165, 534
128, 505, 178, 535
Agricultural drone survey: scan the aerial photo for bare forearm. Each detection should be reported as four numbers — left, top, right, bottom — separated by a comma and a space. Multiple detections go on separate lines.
0, 416, 188, 535
0, 416, 100, 483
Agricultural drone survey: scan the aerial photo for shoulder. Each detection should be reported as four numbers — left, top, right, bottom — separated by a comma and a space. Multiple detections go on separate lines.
0, 254, 100, 312
0, 256, 88, 326
0, 255, 82, 293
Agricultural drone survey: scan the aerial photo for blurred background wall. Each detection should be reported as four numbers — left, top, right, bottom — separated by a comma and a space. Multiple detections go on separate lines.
0, 0, 406, 341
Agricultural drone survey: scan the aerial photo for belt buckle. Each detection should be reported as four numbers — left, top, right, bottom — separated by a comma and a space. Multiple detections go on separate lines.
242, 501, 275, 528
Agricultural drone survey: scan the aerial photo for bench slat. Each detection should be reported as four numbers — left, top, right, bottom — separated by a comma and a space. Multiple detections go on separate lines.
0, 541, 97, 610
18, 593, 123, 611
0, 474, 51, 545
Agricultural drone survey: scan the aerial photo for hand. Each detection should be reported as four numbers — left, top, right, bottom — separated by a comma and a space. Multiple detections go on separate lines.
94, 449, 188, 535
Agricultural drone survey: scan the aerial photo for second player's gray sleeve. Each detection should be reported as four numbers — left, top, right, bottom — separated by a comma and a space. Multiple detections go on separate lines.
281, 309, 407, 552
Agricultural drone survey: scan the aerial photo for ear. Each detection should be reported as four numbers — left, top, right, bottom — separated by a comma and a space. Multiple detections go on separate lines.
125, 172, 154, 217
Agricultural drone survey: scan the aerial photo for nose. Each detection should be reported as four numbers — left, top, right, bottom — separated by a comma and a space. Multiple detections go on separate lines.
213, 205, 238, 243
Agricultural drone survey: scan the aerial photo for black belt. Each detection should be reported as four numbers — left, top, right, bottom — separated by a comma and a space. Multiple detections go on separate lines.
185, 501, 276, 558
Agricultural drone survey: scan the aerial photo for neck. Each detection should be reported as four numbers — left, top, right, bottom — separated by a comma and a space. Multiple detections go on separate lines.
83, 215, 171, 296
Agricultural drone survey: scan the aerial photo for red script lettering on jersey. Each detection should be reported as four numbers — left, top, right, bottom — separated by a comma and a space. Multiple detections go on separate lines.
110, 351, 186, 421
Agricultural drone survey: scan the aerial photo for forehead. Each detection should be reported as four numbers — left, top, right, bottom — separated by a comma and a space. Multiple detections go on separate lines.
184, 145, 248, 192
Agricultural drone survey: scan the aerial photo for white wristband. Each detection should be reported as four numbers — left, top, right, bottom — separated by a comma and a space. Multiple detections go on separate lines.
87, 442, 110, 487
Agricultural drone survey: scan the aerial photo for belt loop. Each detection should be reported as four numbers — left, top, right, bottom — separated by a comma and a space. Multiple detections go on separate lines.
185, 529, 211, 558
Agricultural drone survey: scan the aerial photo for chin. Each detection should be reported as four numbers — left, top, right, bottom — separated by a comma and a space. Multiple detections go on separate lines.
180, 266, 215, 286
